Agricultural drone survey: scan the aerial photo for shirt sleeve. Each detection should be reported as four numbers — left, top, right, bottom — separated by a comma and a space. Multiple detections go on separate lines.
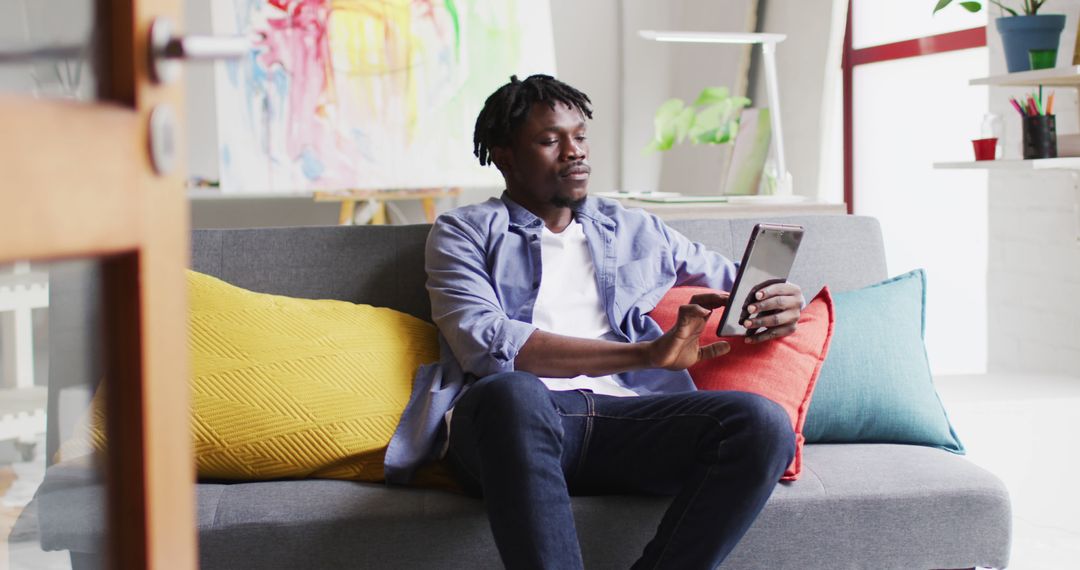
660, 222, 739, 291
425, 215, 537, 378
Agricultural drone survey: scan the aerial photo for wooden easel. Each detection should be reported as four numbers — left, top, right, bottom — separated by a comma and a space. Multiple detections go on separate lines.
314, 187, 462, 225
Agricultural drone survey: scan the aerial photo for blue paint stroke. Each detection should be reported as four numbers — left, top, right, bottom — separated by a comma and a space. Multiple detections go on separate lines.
250, 50, 267, 85
352, 128, 377, 164
226, 60, 240, 87
299, 147, 325, 181
273, 66, 289, 107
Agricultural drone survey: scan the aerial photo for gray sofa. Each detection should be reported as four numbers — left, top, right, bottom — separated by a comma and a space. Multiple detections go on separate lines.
27, 214, 1011, 569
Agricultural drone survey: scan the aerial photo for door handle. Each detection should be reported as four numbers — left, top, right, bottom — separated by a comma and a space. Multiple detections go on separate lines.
150, 17, 255, 84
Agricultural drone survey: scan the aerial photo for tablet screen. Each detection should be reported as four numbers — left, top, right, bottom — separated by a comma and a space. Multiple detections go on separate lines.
716, 224, 804, 337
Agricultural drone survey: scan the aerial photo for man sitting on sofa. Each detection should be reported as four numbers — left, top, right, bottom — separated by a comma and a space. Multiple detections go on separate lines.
385, 74, 805, 569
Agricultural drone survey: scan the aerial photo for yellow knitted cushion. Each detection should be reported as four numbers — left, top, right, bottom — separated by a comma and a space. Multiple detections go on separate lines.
63, 270, 437, 483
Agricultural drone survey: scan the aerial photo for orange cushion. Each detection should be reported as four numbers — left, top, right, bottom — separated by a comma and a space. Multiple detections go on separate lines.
648, 286, 834, 481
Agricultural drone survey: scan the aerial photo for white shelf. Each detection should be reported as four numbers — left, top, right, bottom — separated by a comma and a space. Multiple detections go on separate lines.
934, 157, 1080, 170
970, 66, 1080, 87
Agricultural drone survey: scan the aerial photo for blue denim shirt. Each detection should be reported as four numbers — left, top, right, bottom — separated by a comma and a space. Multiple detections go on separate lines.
383, 193, 738, 484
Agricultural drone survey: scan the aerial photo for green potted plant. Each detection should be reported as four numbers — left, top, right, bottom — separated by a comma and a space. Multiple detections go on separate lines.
935, 1, 1066, 72
646, 87, 772, 195
647, 86, 750, 151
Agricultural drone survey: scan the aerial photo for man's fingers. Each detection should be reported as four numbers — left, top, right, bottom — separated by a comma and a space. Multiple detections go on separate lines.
677, 303, 712, 319
743, 308, 800, 329
752, 283, 804, 303
698, 341, 730, 360
746, 294, 802, 314
757, 282, 800, 297
675, 303, 711, 333
688, 292, 729, 309
745, 324, 797, 344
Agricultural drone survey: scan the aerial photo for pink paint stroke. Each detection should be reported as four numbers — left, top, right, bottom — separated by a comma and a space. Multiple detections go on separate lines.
256, 0, 356, 185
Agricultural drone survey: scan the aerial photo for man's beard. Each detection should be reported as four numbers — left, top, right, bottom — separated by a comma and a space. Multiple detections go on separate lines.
551, 194, 587, 209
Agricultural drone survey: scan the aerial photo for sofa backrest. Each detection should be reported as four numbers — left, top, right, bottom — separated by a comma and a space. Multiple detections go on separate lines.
190, 214, 887, 322
667, 215, 888, 299
192, 224, 433, 321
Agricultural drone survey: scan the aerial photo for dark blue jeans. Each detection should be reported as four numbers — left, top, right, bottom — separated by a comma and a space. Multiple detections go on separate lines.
446, 371, 795, 570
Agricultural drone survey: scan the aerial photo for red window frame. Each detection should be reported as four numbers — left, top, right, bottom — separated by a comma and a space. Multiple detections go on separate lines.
842, 5, 987, 213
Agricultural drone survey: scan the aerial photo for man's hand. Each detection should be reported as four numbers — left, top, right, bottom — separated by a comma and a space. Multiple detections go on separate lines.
743, 282, 804, 344
648, 293, 731, 370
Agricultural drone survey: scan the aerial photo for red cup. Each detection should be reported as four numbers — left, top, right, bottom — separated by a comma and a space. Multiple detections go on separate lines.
972, 137, 997, 161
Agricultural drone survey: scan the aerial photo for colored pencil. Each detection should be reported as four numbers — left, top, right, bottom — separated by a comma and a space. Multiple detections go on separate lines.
1009, 98, 1025, 117
1047, 92, 1055, 115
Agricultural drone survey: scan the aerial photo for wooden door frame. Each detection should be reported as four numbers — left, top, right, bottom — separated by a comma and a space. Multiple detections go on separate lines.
0, 0, 197, 567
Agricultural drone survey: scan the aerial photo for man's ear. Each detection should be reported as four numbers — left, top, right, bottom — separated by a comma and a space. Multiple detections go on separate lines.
490, 146, 513, 175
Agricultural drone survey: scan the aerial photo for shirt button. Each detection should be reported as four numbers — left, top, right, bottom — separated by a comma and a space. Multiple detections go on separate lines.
531, 234, 538, 241
533, 282, 540, 289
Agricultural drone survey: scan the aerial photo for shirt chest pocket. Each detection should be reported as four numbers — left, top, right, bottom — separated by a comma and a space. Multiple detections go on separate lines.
616, 257, 669, 291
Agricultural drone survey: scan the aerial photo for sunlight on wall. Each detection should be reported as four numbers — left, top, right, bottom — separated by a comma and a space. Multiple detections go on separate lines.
853, 48, 989, 374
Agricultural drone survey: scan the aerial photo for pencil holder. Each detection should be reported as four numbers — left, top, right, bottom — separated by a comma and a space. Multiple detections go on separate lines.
1022, 114, 1057, 159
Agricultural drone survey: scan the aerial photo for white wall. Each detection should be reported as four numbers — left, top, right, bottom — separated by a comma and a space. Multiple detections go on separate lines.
853, 48, 990, 375
653, 0, 758, 196
619, 0, 674, 193
750, 0, 845, 199
844, 2, 990, 375
986, 0, 1080, 374
550, 0, 620, 195
184, 0, 218, 183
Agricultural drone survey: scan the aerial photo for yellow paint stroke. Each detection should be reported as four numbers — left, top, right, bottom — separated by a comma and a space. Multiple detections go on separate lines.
329, 0, 420, 137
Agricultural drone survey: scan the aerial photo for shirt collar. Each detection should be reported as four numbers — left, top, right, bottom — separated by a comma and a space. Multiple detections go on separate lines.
500, 191, 615, 230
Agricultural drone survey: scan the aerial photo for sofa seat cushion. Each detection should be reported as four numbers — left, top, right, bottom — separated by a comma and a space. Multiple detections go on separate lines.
34, 444, 1010, 569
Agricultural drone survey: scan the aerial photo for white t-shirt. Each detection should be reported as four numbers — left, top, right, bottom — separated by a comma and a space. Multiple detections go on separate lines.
442, 218, 638, 455
532, 220, 638, 398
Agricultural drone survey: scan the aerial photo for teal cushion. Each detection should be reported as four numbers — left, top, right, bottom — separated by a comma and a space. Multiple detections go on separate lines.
803, 269, 964, 453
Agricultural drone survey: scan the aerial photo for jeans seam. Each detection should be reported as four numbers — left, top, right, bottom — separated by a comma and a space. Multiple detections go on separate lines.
572, 391, 596, 481
586, 413, 728, 428
650, 454, 718, 569
447, 445, 483, 489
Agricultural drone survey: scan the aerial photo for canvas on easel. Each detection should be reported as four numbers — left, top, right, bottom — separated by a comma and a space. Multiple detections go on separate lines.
212, 1, 557, 194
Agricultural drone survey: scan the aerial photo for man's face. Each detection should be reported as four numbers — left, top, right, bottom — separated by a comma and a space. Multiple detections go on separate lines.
495, 101, 591, 209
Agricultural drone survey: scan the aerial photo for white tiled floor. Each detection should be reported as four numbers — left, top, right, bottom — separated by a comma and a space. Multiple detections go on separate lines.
935, 373, 1080, 570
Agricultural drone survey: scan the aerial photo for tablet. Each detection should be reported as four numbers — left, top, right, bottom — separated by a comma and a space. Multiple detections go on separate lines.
715, 223, 805, 337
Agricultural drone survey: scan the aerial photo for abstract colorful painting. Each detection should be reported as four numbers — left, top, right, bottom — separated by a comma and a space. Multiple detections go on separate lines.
212, 0, 556, 193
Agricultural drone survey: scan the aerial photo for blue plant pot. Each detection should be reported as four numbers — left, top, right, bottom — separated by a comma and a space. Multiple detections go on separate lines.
996, 14, 1066, 73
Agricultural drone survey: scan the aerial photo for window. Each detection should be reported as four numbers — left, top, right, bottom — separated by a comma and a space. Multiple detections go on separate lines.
844, 0, 989, 374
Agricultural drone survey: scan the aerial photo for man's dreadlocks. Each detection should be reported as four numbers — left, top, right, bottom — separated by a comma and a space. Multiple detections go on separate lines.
473, 74, 593, 167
